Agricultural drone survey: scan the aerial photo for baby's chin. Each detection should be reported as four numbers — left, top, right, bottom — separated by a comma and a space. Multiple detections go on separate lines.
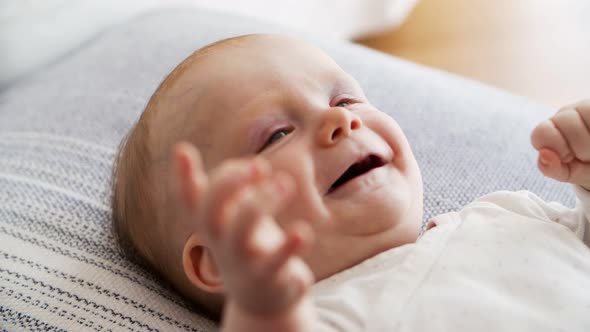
326, 182, 420, 237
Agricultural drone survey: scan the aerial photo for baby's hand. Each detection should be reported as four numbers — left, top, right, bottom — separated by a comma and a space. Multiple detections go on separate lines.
531, 100, 590, 190
172, 142, 314, 317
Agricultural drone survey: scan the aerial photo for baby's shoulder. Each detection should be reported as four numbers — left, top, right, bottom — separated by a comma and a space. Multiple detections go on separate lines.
462, 190, 566, 222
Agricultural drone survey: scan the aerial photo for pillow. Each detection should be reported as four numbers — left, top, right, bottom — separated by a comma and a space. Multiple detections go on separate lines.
0, 8, 573, 331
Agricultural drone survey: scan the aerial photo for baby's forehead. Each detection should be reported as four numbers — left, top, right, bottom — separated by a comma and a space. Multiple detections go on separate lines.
149, 35, 357, 164
157, 38, 348, 111
182, 40, 341, 91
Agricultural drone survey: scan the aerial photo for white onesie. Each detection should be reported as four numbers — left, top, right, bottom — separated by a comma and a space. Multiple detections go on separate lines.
312, 186, 590, 331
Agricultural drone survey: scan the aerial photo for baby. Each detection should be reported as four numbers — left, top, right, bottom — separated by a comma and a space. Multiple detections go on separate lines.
111, 34, 590, 331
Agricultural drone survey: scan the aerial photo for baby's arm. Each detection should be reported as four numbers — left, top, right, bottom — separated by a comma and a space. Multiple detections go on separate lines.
531, 100, 590, 244
173, 142, 316, 332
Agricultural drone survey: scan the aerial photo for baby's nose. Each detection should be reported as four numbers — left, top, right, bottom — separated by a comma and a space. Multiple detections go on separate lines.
316, 107, 361, 146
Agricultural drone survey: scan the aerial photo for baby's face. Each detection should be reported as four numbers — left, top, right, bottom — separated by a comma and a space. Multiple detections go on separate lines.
161, 35, 423, 281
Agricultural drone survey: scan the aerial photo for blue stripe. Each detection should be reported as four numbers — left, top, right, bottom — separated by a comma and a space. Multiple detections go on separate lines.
0, 226, 185, 308
0, 251, 207, 331
1, 269, 159, 332
0, 305, 68, 332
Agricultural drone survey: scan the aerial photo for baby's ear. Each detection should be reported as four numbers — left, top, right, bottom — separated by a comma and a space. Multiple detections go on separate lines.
182, 234, 224, 293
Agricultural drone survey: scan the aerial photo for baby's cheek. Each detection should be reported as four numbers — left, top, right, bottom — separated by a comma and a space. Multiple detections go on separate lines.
275, 187, 325, 228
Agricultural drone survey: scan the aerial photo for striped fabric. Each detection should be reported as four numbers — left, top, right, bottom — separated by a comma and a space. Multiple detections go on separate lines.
0, 133, 216, 331
0, 8, 574, 332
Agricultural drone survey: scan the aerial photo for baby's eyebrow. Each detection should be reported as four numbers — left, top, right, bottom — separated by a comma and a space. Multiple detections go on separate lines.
331, 75, 364, 96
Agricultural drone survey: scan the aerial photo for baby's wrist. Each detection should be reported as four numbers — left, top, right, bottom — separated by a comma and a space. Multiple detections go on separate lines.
223, 297, 314, 332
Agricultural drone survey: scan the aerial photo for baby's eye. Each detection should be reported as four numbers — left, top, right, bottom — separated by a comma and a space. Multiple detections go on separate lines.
260, 128, 291, 151
336, 99, 353, 107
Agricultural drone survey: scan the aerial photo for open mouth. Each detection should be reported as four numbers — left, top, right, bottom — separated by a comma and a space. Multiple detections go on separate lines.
327, 154, 386, 194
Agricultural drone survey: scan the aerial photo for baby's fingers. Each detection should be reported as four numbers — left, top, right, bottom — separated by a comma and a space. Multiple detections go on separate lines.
532, 103, 590, 163
564, 99, 590, 129
538, 148, 590, 186
173, 142, 207, 212
228, 172, 296, 256
531, 119, 574, 163
537, 148, 571, 182
553, 106, 590, 162
227, 172, 313, 271
261, 221, 314, 276
205, 158, 270, 237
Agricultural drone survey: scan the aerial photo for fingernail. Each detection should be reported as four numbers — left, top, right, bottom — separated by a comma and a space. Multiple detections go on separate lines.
539, 150, 554, 166
248, 160, 262, 178
250, 158, 270, 177
539, 154, 550, 166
